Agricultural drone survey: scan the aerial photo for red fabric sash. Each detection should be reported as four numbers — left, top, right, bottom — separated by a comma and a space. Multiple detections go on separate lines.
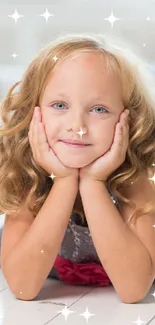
53, 255, 112, 286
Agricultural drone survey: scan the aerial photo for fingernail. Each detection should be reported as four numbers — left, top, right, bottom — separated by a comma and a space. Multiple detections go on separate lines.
35, 107, 40, 117
35, 107, 39, 113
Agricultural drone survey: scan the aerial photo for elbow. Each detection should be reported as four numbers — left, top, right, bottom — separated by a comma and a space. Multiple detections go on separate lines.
116, 273, 155, 304
120, 276, 155, 304
8, 281, 39, 301
120, 294, 145, 304
1, 264, 39, 301
14, 291, 38, 301
9, 280, 39, 301
119, 287, 150, 304
6, 280, 38, 301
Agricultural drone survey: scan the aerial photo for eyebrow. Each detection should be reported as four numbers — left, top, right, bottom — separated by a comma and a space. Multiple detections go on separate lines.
55, 93, 107, 101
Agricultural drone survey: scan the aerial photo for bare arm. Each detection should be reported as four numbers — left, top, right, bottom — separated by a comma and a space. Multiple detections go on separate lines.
79, 178, 154, 303
1, 176, 78, 300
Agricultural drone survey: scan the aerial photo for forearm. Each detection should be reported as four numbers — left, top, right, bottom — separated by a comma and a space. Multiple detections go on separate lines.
80, 179, 153, 303
3, 176, 78, 300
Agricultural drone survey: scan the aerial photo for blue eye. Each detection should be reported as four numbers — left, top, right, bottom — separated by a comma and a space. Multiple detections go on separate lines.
51, 102, 108, 114
52, 102, 66, 110
91, 106, 108, 114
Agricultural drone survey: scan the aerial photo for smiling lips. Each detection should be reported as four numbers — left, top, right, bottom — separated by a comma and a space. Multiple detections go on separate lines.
61, 139, 90, 145
60, 139, 91, 147
60, 139, 91, 148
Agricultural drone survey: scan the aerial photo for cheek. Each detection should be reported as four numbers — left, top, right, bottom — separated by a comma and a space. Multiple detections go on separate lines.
97, 126, 114, 148
43, 119, 58, 142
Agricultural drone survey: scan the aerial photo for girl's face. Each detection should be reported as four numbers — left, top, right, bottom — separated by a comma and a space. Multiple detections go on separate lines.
40, 51, 124, 168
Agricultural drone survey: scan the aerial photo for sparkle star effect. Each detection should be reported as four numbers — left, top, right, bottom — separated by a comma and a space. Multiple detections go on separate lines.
104, 10, 121, 28
53, 55, 58, 62
133, 316, 146, 325
151, 290, 155, 298
8, 8, 24, 24
11, 52, 18, 59
80, 307, 95, 322
56, 306, 95, 322
49, 173, 56, 180
76, 127, 87, 139
40, 8, 54, 23
148, 173, 155, 184
57, 305, 75, 321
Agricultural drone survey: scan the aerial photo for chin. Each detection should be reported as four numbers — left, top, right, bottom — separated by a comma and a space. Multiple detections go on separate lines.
56, 153, 94, 168
59, 158, 90, 168
63, 161, 87, 168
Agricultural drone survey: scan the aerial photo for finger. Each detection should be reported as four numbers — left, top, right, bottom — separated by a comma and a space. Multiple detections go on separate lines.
119, 122, 129, 161
35, 107, 54, 156
29, 107, 55, 163
28, 107, 36, 145
110, 123, 122, 159
122, 118, 129, 146
30, 107, 42, 159
114, 123, 123, 147
32, 109, 40, 158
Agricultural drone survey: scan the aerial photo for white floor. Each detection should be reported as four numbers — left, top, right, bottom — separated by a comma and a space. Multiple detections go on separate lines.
0, 269, 155, 325
0, 213, 155, 325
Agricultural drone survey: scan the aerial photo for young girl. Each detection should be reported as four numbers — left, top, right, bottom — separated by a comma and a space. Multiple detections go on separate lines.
0, 33, 155, 303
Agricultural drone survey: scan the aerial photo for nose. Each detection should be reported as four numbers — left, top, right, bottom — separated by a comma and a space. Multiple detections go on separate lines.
66, 111, 87, 134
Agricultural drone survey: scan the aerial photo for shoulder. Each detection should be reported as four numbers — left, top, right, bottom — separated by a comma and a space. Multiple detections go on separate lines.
119, 171, 155, 276
118, 171, 155, 226
119, 171, 155, 204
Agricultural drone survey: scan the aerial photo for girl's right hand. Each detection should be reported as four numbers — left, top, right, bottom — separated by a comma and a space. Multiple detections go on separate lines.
28, 106, 79, 181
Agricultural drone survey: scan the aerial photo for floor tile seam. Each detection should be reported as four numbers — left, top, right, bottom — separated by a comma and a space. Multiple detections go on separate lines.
43, 288, 95, 325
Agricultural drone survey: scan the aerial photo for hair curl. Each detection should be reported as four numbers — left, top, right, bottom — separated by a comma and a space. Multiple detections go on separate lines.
0, 32, 155, 227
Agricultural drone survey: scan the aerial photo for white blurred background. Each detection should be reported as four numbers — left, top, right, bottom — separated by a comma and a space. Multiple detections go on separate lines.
1, 0, 155, 102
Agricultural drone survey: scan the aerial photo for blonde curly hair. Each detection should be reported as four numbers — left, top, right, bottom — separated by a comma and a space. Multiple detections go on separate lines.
0, 32, 155, 227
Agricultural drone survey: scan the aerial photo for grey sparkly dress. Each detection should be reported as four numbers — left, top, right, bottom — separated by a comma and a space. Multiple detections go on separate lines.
48, 182, 120, 286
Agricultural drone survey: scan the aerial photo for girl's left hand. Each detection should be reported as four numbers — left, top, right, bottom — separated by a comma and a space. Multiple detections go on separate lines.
79, 109, 130, 182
